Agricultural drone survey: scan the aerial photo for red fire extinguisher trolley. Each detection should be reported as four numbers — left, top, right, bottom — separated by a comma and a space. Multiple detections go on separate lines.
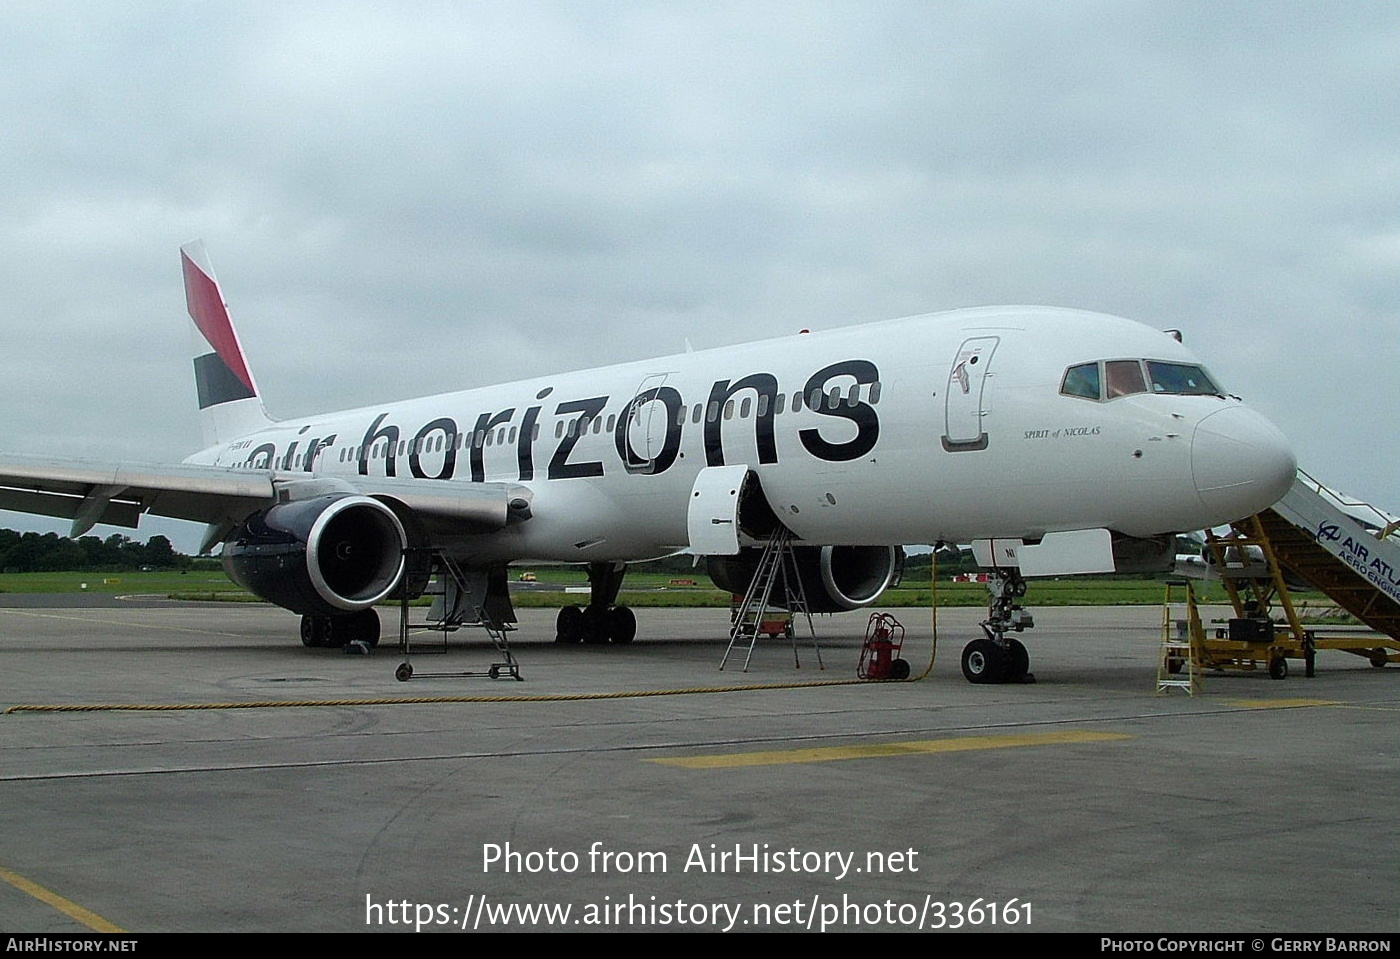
858, 612, 909, 680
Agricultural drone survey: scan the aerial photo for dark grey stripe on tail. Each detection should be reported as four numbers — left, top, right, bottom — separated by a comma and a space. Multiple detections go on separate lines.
194, 352, 257, 409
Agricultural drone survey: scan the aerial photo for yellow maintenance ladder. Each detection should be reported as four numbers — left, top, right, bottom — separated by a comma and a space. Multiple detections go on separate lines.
1158, 580, 1205, 695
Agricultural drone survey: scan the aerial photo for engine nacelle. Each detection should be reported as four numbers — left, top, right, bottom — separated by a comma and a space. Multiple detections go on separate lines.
707, 545, 902, 613
222, 493, 408, 616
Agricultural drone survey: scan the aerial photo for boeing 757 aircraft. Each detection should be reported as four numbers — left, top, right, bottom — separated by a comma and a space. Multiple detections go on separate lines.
0, 243, 1296, 683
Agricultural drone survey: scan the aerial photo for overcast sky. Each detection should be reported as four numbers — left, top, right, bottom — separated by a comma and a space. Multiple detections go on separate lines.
0, 1, 1396, 552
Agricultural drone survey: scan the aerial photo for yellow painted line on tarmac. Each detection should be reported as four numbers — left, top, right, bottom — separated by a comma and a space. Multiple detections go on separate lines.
1227, 699, 1340, 709
650, 729, 1132, 769
0, 862, 126, 933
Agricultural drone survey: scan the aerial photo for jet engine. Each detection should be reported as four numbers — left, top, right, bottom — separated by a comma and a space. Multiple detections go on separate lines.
222, 493, 409, 616
707, 545, 902, 613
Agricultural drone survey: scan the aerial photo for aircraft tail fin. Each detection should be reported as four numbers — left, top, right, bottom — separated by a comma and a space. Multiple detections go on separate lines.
180, 241, 274, 447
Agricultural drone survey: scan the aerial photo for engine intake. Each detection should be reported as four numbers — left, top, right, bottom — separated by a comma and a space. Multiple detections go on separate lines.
222, 494, 408, 616
707, 545, 901, 613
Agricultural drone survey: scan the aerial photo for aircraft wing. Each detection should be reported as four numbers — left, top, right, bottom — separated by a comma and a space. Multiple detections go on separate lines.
0, 454, 275, 534
0, 453, 523, 545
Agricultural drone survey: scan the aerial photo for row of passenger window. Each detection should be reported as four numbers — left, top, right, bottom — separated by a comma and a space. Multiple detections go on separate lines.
1060, 360, 1221, 402
563, 381, 884, 440
334, 429, 522, 463
329, 381, 884, 461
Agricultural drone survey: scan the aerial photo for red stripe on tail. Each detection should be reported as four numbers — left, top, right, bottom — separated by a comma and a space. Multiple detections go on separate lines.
182, 249, 255, 393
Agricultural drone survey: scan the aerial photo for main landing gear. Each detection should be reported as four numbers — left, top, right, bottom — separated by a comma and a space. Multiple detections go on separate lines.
961, 570, 1036, 684
300, 609, 381, 648
555, 561, 637, 645
555, 604, 636, 644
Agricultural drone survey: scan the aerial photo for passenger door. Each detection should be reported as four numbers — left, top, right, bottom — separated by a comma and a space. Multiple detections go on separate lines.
943, 336, 999, 451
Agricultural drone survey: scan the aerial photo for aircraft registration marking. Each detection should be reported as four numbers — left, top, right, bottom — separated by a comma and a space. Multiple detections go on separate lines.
649, 729, 1131, 769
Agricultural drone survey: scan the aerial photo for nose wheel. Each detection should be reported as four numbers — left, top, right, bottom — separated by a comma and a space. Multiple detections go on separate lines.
961, 638, 1006, 684
960, 637, 1030, 684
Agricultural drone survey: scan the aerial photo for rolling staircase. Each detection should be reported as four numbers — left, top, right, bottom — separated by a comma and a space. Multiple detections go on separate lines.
1251, 472, 1400, 650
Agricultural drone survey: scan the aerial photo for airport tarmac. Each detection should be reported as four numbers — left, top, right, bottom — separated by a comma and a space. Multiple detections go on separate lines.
0, 598, 1395, 933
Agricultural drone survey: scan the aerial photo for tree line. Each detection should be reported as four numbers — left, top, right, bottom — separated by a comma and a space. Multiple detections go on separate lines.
0, 530, 193, 573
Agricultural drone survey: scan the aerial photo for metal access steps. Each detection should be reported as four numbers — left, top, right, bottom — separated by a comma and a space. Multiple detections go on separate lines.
720, 528, 822, 672
1254, 472, 1400, 646
1188, 471, 1400, 682
394, 549, 521, 682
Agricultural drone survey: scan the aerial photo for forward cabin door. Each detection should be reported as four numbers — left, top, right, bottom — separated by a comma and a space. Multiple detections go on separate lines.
943, 336, 999, 451
624, 373, 673, 474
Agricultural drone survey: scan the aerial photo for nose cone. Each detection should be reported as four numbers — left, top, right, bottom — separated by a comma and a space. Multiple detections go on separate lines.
1191, 406, 1296, 522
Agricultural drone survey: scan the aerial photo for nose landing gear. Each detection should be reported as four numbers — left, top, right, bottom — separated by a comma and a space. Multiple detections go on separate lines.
961, 570, 1036, 684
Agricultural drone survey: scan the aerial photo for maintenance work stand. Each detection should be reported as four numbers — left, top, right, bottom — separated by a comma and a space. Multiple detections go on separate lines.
394, 548, 521, 683
1160, 470, 1400, 690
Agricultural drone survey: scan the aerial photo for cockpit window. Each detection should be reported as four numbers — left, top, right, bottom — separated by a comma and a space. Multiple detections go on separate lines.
1060, 362, 1101, 400
1105, 360, 1147, 398
1062, 358, 1226, 402
1146, 361, 1221, 396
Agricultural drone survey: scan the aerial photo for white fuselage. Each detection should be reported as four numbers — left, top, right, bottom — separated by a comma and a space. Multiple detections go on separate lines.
185, 306, 1296, 564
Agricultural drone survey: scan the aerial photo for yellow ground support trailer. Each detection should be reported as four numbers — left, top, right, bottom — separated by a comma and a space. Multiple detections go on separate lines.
1165, 472, 1400, 685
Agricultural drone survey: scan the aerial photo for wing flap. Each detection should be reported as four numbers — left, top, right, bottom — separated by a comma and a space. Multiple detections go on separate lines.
0, 487, 143, 530
0, 455, 276, 532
